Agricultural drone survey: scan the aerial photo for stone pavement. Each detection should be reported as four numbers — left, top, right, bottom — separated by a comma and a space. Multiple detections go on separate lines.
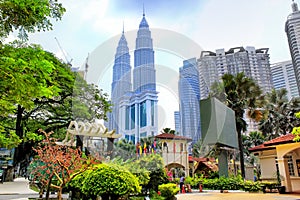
0, 177, 37, 195
1, 178, 300, 200
176, 191, 300, 200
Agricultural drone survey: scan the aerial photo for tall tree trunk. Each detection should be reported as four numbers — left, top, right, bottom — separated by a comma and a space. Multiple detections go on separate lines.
13, 105, 25, 166
16, 105, 24, 137
57, 187, 63, 200
46, 175, 53, 200
237, 128, 245, 179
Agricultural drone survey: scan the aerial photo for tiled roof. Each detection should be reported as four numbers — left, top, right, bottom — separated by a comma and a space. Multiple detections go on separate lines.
155, 133, 192, 141
188, 156, 209, 162
249, 134, 295, 152
264, 134, 295, 145
248, 144, 275, 152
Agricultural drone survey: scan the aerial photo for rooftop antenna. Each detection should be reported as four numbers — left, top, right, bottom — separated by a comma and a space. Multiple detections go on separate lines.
143, 3, 145, 16
54, 37, 73, 67
122, 21, 124, 34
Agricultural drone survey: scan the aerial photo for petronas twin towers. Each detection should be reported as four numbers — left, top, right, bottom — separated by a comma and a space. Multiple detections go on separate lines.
109, 12, 158, 143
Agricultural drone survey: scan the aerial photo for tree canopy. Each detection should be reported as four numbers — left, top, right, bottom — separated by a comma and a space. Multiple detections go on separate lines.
259, 88, 300, 139
0, 0, 65, 41
0, 43, 111, 171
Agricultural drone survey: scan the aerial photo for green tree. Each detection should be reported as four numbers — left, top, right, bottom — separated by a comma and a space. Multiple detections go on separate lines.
242, 131, 265, 164
113, 139, 136, 160
210, 72, 263, 179
0, 44, 67, 153
0, 0, 65, 41
136, 154, 168, 192
0, 44, 111, 168
259, 88, 300, 139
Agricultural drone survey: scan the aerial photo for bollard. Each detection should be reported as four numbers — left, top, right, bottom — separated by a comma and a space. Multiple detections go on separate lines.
199, 184, 203, 192
182, 185, 185, 193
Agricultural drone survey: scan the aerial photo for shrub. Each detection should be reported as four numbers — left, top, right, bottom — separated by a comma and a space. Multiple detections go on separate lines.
202, 176, 243, 190
158, 183, 179, 200
243, 180, 261, 192
70, 163, 141, 200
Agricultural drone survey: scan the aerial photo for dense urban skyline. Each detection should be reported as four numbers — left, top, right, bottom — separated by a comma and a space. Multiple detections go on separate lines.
20, 0, 299, 129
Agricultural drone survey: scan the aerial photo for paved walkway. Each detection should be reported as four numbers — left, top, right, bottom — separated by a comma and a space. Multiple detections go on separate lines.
1, 178, 300, 200
0, 177, 37, 195
176, 191, 300, 200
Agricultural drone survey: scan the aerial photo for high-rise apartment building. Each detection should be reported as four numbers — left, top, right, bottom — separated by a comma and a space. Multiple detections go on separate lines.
178, 58, 201, 143
285, 0, 300, 94
198, 46, 273, 99
271, 61, 299, 100
116, 12, 158, 143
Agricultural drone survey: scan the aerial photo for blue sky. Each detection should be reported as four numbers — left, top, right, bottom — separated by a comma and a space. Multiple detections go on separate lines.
19, 0, 296, 130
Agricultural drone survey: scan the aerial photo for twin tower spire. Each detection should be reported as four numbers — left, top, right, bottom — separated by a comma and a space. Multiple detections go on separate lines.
112, 9, 154, 98
110, 9, 158, 141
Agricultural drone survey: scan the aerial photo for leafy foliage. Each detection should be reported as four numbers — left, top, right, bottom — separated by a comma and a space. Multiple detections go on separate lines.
109, 157, 150, 187
28, 130, 96, 200
0, 0, 66, 41
0, 43, 111, 172
136, 154, 169, 192
243, 131, 265, 164
113, 139, 136, 160
292, 111, 300, 142
161, 128, 176, 135
260, 89, 300, 139
70, 163, 141, 200
0, 44, 62, 116
158, 183, 179, 200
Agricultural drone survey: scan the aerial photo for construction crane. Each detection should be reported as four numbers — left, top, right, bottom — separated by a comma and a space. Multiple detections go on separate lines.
54, 37, 73, 67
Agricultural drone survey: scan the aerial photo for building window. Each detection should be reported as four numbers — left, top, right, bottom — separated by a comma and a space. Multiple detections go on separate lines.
130, 135, 135, 144
180, 143, 183, 152
140, 101, 147, 127
151, 100, 155, 126
125, 135, 129, 141
140, 132, 147, 138
130, 105, 135, 130
125, 106, 130, 130
286, 154, 295, 176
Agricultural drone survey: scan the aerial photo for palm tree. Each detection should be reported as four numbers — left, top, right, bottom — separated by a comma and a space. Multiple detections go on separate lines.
248, 131, 265, 146
114, 139, 136, 160
161, 128, 176, 135
210, 72, 263, 179
242, 131, 265, 166
259, 88, 300, 139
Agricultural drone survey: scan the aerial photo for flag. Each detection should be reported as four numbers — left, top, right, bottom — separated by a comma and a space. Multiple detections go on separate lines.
139, 145, 142, 155
144, 143, 147, 154
136, 142, 140, 156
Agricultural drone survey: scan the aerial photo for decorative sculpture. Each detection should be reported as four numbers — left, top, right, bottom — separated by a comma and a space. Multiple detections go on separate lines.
60, 121, 120, 146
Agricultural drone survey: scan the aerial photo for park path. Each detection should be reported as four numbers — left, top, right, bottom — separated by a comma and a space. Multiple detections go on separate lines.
176, 192, 300, 200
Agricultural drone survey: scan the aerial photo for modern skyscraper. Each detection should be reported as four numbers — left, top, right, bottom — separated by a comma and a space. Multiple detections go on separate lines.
178, 58, 201, 143
285, 0, 300, 94
271, 60, 299, 100
198, 46, 273, 99
174, 111, 181, 134
109, 28, 132, 133
133, 12, 156, 93
118, 11, 158, 143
